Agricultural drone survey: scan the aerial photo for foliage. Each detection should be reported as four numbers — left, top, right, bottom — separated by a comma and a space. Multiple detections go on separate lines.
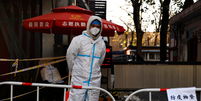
112, 0, 195, 58
118, 0, 163, 49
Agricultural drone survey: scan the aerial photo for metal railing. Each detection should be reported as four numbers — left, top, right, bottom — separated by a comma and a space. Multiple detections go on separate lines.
0, 81, 115, 101
125, 88, 201, 101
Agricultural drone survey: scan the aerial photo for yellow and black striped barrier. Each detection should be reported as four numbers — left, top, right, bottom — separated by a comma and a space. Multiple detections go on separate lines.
1, 56, 66, 76
0, 58, 66, 76
0, 56, 66, 62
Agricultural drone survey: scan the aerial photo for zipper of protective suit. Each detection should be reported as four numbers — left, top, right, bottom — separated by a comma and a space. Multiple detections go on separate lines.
85, 43, 96, 101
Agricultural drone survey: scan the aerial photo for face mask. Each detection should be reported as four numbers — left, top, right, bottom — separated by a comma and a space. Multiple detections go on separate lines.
90, 27, 100, 35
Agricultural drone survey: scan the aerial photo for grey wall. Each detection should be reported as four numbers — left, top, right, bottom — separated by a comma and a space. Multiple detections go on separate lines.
114, 65, 201, 89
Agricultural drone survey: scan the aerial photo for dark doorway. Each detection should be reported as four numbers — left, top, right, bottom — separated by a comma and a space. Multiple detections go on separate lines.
188, 35, 197, 61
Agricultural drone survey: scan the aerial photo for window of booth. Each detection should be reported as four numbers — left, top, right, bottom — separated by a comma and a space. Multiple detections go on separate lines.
156, 53, 160, 59
149, 53, 155, 59
142, 53, 146, 59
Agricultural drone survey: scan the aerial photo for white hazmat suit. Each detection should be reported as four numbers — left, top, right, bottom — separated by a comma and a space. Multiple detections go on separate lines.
66, 16, 106, 101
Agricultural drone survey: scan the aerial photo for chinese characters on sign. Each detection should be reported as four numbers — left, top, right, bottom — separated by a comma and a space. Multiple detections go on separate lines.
70, 15, 84, 20
169, 94, 195, 100
103, 24, 120, 31
167, 87, 197, 101
28, 21, 121, 31
29, 22, 50, 28
62, 21, 86, 27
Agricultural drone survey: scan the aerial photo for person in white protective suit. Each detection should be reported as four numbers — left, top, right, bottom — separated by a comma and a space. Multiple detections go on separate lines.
66, 15, 106, 101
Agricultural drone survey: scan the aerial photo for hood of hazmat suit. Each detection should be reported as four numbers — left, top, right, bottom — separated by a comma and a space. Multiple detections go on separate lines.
66, 16, 106, 101
87, 16, 103, 40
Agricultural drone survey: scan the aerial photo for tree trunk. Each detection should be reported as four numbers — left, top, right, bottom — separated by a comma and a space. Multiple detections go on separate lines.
130, 31, 134, 45
125, 32, 128, 46
125, 27, 129, 46
154, 35, 158, 46
160, 0, 170, 61
131, 0, 144, 56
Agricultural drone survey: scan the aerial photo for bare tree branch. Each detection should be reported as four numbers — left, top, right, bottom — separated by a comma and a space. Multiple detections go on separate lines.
119, 6, 134, 20
119, 18, 132, 31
